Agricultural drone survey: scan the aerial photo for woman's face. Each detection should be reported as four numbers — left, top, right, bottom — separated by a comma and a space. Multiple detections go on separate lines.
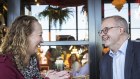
71, 54, 76, 61
27, 21, 43, 55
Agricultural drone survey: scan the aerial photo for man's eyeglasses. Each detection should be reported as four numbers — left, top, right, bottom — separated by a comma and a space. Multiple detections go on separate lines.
98, 27, 120, 35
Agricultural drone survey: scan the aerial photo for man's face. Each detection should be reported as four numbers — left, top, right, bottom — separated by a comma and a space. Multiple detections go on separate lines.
99, 18, 121, 48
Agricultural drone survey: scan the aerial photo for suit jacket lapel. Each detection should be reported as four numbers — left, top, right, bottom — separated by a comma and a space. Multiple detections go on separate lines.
125, 40, 134, 79
108, 56, 113, 79
105, 54, 113, 79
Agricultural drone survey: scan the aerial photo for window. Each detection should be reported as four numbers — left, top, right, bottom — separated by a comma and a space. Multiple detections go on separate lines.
25, 5, 89, 68
104, 2, 140, 40
130, 3, 140, 40
27, 5, 88, 41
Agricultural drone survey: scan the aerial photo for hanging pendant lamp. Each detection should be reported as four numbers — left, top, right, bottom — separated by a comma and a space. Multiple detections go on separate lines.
112, 0, 126, 11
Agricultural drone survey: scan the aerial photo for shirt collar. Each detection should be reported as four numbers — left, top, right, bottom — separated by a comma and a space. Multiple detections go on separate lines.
109, 39, 128, 57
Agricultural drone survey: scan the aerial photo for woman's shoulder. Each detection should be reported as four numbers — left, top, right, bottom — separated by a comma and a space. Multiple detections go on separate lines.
0, 53, 14, 65
0, 54, 25, 79
0, 54, 10, 61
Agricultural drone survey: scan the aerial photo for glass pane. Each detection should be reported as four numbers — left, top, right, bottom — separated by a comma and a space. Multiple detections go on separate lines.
131, 29, 140, 40
42, 30, 49, 41
28, 5, 89, 41
31, 5, 49, 29
42, 30, 89, 41
131, 3, 140, 28
42, 30, 77, 41
78, 30, 88, 41
52, 30, 76, 41
78, 5, 88, 29
37, 45, 89, 70
52, 7, 76, 30
42, 29, 88, 41
104, 3, 128, 22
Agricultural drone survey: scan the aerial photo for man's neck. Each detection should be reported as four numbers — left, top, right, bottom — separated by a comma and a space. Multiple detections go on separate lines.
110, 34, 129, 53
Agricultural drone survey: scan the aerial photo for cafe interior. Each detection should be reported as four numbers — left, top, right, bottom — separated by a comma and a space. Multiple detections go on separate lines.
0, 0, 140, 79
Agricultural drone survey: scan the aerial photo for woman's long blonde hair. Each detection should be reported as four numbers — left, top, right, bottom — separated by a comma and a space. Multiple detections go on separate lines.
0, 15, 38, 70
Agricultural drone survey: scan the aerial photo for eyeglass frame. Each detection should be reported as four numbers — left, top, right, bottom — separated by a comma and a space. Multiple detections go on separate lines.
98, 26, 121, 35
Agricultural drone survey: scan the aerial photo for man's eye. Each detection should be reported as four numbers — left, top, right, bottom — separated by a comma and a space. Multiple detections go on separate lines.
104, 28, 108, 32
104, 29, 108, 32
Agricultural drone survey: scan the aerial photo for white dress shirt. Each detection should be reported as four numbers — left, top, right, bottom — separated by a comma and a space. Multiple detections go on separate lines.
109, 40, 128, 79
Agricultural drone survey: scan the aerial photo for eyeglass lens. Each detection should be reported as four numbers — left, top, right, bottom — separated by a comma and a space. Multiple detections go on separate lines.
99, 27, 110, 34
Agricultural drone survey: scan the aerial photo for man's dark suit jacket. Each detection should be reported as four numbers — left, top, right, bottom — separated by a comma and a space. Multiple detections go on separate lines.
100, 39, 140, 79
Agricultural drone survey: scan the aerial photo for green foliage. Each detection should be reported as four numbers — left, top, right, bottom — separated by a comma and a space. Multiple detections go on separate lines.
39, 6, 73, 29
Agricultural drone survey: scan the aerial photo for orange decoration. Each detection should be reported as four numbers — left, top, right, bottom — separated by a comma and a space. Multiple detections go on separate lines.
112, 0, 126, 11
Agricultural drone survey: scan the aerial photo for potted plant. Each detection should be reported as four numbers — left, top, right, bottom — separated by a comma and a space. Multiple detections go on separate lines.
38, 5, 73, 29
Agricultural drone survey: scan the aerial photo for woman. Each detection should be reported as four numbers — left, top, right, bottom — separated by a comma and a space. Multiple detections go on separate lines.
0, 15, 70, 79
69, 54, 81, 76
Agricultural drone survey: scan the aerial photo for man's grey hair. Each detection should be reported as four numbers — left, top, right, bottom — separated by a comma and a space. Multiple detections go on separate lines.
102, 15, 129, 33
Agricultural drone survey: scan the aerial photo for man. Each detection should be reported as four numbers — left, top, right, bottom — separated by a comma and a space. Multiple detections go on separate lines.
99, 15, 140, 79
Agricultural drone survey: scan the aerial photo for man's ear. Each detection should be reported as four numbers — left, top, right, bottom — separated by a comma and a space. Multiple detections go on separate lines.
120, 27, 125, 34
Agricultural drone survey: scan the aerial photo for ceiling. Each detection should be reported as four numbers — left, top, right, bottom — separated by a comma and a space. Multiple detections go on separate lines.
23, 0, 139, 6
23, 0, 87, 7
0, 0, 139, 9
0, 0, 140, 14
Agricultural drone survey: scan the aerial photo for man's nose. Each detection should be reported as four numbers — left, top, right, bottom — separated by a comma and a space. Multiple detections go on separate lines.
99, 31, 105, 36
41, 37, 44, 43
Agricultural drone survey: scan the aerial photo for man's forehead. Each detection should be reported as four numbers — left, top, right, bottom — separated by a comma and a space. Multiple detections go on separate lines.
102, 19, 115, 27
